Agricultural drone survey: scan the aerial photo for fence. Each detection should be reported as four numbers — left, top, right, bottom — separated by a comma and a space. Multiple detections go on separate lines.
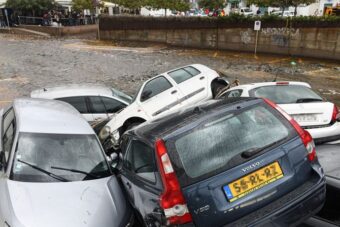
18, 16, 97, 27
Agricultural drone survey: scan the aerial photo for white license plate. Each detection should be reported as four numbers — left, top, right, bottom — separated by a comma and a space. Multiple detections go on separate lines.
292, 114, 317, 123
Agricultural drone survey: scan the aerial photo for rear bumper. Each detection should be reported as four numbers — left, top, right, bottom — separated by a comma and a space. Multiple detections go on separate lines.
252, 178, 326, 227
226, 176, 326, 227
306, 122, 340, 144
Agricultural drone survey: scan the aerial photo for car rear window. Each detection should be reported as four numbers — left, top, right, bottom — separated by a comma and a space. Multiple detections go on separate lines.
250, 85, 322, 104
167, 104, 291, 182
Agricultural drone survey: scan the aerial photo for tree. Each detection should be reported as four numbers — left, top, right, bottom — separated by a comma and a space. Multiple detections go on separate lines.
72, 0, 100, 11
110, 0, 147, 11
147, 0, 190, 12
198, 0, 226, 10
6, 0, 58, 16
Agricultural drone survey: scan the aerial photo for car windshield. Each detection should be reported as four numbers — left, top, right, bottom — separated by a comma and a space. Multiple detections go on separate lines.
244, 8, 252, 12
250, 85, 323, 104
111, 88, 132, 104
11, 133, 111, 182
167, 104, 291, 181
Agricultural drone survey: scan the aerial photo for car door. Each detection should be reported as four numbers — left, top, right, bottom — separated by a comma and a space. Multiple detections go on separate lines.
0, 107, 16, 226
167, 66, 209, 107
55, 96, 94, 122
100, 96, 127, 117
139, 76, 182, 118
87, 96, 110, 122
119, 137, 163, 225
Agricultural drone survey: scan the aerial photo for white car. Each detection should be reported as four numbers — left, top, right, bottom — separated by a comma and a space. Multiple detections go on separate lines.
282, 11, 294, 17
100, 64, 229, 149
221, 81, 340, 144
31, 84, 132, 123
0, 98, 133, 227
240, 7, 254, 16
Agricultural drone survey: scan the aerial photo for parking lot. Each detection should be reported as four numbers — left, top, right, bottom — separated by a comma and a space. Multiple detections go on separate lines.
1, 34, 340, 227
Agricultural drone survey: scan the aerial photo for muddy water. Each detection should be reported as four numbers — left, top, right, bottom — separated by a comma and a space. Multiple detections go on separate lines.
0, 34, 339, 109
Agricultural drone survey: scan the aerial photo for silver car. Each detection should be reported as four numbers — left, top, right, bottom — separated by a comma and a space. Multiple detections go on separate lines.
0, 98, 133, 227
30, 84, 132, 123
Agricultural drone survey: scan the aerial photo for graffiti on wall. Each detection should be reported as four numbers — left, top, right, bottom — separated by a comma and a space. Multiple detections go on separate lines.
240, 29, 252, 44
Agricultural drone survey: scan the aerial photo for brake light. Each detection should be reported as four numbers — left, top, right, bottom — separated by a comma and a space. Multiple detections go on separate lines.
155, 139, 192, 225
276, 81, 289, 85
263, 98, 316, 162
332, 105, 340, 123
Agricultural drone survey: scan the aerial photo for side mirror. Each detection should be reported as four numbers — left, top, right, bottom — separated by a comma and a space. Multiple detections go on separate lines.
107, 152, 120, 169
141, 90, 152, 102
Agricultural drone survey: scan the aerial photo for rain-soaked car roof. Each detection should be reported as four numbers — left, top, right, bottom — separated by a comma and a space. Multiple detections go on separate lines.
127, 97, 259, 144
13, 98, 94, 134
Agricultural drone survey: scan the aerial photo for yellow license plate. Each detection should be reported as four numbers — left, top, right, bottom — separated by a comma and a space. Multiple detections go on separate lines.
223, 162, 284, 202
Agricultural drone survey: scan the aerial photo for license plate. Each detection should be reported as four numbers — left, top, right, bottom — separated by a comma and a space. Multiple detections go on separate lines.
223, 162, 283, 202
292, 114, 317, 123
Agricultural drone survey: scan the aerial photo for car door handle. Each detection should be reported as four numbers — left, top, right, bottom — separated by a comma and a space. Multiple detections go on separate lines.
171, 90, 177, 94
200, 76, 205, 80
126, 182, 132, 189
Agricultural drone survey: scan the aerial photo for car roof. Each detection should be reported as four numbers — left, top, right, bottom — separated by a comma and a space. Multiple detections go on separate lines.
13, 98, 95, 134
30, 84, 114, 99
127, 97, 260, 144
229, 81, 311, 91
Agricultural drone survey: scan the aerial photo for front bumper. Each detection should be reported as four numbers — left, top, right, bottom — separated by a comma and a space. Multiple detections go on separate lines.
305, 122, 340, 144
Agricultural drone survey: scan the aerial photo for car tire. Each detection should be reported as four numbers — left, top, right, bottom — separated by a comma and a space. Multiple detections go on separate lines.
212, 81, 227, 98
126, 121, 143, 131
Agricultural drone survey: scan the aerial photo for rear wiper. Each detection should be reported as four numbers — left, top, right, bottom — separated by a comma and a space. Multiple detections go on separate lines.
51, 166, 99, 179
296, 98, 323, 103
241, 140, 282, 159
17, 159, 69, 182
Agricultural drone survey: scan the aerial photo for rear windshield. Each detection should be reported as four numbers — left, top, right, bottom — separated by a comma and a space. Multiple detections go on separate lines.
166, 104, 292, 183
250, 85, 322, 104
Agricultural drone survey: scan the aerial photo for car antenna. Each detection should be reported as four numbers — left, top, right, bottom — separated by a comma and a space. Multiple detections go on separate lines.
43, 88, 47, 92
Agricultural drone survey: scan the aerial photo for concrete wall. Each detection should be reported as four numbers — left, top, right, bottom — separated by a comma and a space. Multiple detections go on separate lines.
99, 27, 340, 60
18, 24, 98, 36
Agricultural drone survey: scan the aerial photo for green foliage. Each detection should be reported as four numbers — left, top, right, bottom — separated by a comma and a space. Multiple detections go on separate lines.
71, 0, 99, 11
109, 0, 190, 11
198, 0, 226, 10
247, 0, 316, 8
6, 0, 57, 12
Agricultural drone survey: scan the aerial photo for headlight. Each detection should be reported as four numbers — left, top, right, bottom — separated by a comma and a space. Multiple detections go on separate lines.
99, 126, 111, 140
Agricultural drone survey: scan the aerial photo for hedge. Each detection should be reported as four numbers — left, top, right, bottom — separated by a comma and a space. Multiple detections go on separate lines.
99, 14, 340, 31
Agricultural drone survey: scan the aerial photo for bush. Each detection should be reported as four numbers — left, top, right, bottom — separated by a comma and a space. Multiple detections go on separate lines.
99, 14, 340, 31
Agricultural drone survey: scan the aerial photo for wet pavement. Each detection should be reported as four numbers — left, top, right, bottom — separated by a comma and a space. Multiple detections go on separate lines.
0, 33, 340, 109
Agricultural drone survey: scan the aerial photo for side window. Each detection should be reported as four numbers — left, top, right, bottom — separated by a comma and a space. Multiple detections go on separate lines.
2, 108, 15, 165
168, 67, 201, 84
225, 89, 243, 98
56, 97, 88, 114
124, 140, 157, 182
141, 76, 172, 102
88, 96, 106, 114
101, 97, 127, 113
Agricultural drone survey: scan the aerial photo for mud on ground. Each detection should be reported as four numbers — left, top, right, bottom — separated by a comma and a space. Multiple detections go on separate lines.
0, 34, 339, 108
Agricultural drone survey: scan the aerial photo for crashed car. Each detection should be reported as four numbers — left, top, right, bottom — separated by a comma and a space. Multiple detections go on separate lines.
30, 84, 132, 123
0, 98, 133, 227
114, 97, 325, 226
220, 81, 340, 144
100, 64, 229, 150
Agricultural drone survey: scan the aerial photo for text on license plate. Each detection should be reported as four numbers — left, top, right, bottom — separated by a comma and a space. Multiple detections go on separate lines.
292, 114, 317, 123
223, 162, 283, 202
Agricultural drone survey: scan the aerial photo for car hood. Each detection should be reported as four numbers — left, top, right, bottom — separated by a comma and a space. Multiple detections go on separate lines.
279, 102, 334, 126
6, 177, 129, 227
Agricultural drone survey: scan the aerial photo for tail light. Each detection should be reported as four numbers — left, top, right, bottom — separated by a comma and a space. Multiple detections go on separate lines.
263, 98, 316, 162
155, 139, 193, 225
276, 81, 289, 86
332, 105, 340, 123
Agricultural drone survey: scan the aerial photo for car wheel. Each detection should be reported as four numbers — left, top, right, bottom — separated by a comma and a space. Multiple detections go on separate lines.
212, 81, 228, 98
126, 122, 143, 131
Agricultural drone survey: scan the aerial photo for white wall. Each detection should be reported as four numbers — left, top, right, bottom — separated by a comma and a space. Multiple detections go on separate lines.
140, 7, 169, 16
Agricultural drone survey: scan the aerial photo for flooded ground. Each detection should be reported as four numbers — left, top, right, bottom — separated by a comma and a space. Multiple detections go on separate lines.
0, 34, 339, 108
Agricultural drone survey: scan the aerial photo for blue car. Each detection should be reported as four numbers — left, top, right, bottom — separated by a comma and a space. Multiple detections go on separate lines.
115, 97, 326, 226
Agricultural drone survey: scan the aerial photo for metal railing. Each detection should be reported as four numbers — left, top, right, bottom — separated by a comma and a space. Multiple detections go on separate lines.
18, 16, 98, 26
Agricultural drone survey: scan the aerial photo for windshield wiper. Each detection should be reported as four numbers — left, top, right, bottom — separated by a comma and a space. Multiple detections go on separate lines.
17, 159, 69, 182
241, 140, 283, 159
296, 98, 323, 103
51, 166, 99, 179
